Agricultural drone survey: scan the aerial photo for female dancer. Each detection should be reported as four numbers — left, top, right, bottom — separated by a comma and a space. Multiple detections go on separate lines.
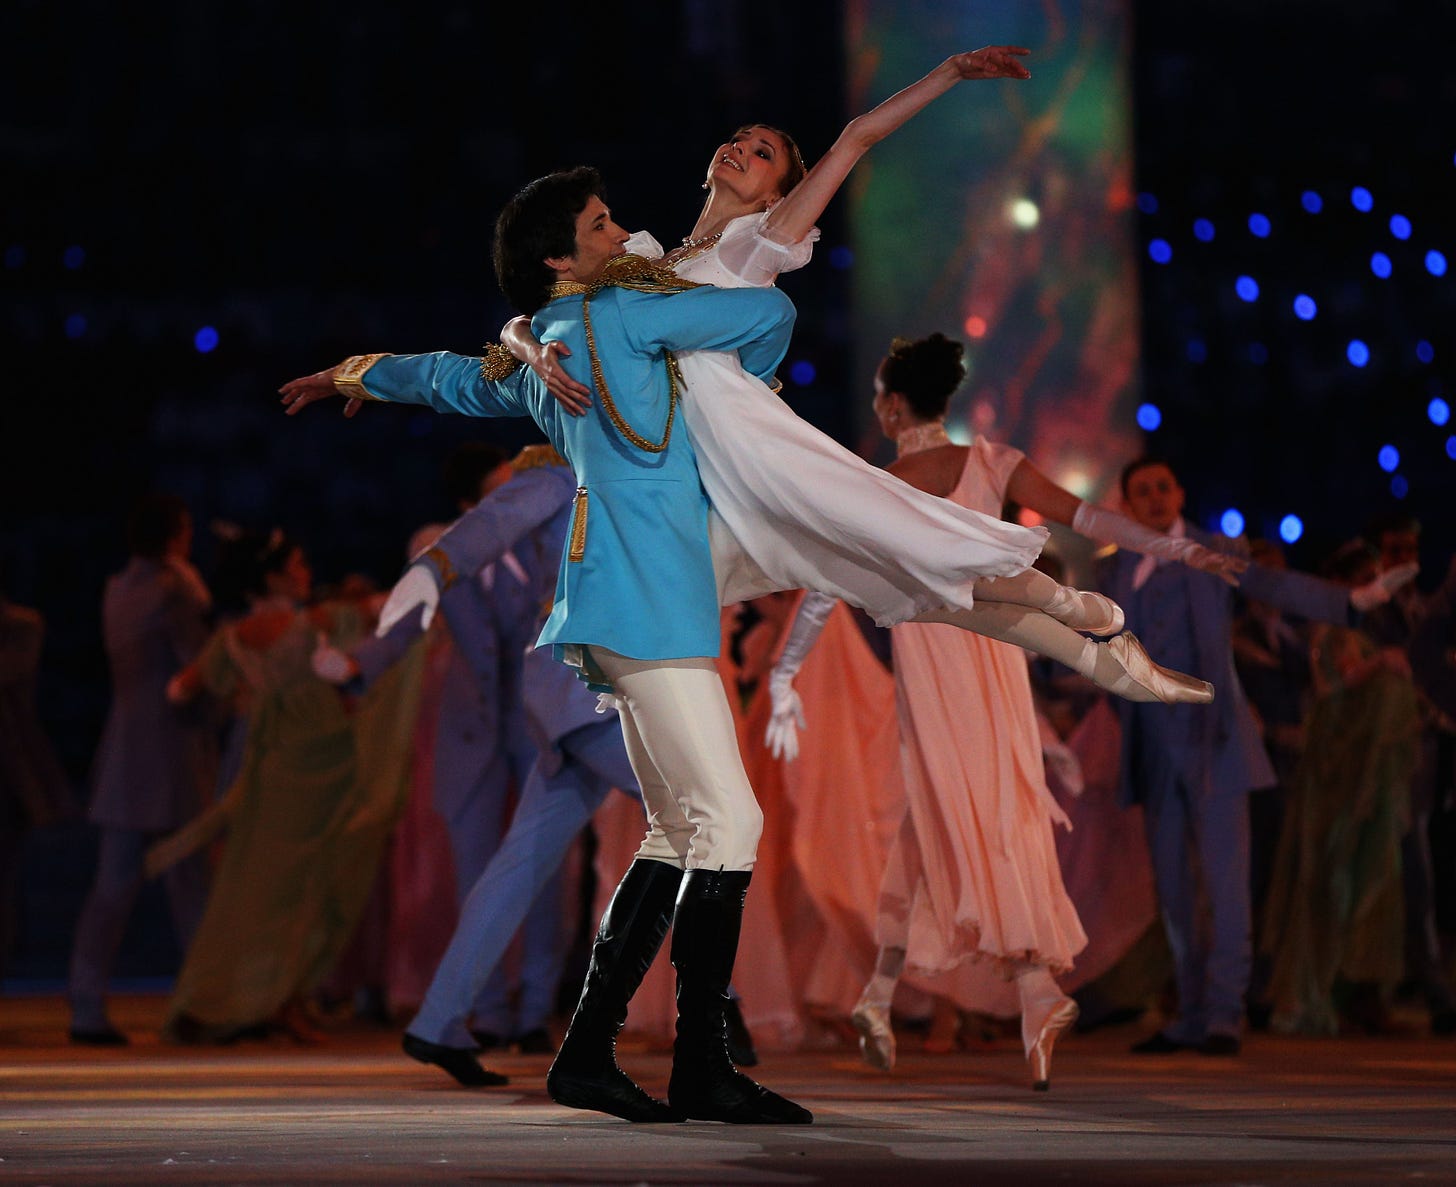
506, 46, 1235, 702
149, 532, 427, 1044
764, 333, 1244, 1089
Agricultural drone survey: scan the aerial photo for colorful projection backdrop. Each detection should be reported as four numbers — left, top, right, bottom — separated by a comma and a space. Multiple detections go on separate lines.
847, 0, 1139, 548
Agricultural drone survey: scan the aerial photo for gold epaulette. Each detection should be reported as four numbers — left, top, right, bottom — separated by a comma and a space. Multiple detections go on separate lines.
480, 342, 521, 381
546, 253, 706, 301
333, 353, 391, 401
511, 443, 569, 472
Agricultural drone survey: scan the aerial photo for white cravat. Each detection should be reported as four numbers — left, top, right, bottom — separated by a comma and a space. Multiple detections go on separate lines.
1131, 516, 1186, 591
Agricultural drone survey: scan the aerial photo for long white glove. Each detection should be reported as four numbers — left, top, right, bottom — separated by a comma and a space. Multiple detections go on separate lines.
764, 591, 837, 762
1072, 500, 1247, 585
376, 563, 441, 636
1350, 561, 1420, 612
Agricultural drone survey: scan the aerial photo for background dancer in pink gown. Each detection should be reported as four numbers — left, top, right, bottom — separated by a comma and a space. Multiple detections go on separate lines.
766, 333, 1243, 1089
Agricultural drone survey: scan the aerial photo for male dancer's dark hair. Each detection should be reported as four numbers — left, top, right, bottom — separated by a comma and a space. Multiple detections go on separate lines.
492, 166, 605, 314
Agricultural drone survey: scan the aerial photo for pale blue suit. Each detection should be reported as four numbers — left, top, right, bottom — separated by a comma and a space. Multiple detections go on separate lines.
1098, 526, 1352, 1043
348, 484, 555, 1038
397, 456, 651, 1048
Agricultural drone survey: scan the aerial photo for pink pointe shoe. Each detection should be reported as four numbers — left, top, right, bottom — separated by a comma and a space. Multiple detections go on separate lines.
1027, 997, 1080, 1091
1102, 633, 1214, 704
851, 1001, 896, 1071
1045, 586, 1125, 636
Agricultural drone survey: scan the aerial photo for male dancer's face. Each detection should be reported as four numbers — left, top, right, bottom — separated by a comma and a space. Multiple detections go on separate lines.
1123, 463, 1185, 533
547, 196, 629, 285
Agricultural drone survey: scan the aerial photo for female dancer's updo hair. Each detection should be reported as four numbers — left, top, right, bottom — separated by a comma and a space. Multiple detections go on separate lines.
879, 333, 967, 420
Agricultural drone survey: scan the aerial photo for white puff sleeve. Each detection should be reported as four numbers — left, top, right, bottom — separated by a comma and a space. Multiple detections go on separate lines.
714, 212, 820, 288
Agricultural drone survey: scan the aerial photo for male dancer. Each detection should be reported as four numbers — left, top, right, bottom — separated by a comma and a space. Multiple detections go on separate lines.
282, 167, 809, 1125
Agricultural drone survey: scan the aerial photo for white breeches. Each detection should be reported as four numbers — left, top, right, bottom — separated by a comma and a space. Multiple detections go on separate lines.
591, 648, 763, 872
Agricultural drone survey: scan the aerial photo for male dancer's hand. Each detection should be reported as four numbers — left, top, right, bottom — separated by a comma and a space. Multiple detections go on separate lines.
279, 365, 366, 418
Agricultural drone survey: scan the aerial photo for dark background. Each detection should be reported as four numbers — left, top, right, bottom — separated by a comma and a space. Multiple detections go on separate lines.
2, 1, 1454, 979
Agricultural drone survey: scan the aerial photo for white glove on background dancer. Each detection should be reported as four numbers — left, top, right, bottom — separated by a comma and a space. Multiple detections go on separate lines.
376, 563, 441, 635
1350, 561, 1420, 612
764, 591, 838, 762
1071, 501, 1248, 586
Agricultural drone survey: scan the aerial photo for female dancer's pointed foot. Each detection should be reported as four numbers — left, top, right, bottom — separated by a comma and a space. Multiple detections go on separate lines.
1101, 633, 1214, 704
1028, 997, 1079, 1091
1045, 585, 1125, 636
851, 1001, 896, 1070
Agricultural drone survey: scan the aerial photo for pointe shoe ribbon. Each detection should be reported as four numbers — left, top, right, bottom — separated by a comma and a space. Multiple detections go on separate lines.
1028, 997, 1080, 1091
1104, 632, 1214, 704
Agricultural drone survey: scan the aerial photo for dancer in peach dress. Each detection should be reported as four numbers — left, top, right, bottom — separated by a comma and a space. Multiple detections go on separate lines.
767, 334, 1245, 1089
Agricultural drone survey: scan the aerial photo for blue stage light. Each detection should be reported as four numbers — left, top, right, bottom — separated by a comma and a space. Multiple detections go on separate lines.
62, 245, 85, 270
1220, 509, 1245, 538
1193, 218, 1215, 242
64, 314, 87, 339
790, 359, 816, 386
1448, 436, 1456, 461
1389, 214, 1412, 240
1391, 475, 1409, 499
1426, 250, 1448, 277
194, 326, 219, 353
1136, 192, 1159, 214
1136, 403, 1162, 431
1378, 444, 1399, 472
1148, 238, 1172, 264
1347, 340, 1370, 367
1235, 275, 1259, 301
1278, 515, 1303, 544
1370, 252, 1393, 278
1293, 294, 1317, 320
1430, 398, 1451, 426
1248, 213, 1271, 238
1187, 338, 1207, 363
1301, 190, 1323, 214
1351, 186, 1374, 212
1417, 340, 1435, 363
829, 245, 854, 270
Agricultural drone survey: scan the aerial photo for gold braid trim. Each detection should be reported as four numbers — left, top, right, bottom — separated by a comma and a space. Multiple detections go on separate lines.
422, 547, 459, 592
333, 353, 391, 401
545, 254, 705, 454
479, 342, 521, 381
511, 443, 569, 472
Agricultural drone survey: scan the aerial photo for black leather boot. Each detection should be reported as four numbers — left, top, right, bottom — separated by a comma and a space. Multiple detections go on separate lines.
667, 869, 812, 1124
546, 859, 684, 1122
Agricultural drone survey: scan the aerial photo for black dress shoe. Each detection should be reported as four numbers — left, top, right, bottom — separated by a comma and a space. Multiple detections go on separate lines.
402, 1033, 508, 1087
69, 1025, 129, 1047
1198, 1033, 1241, 1056
513, 1027, 556, 1055
1129, 1031, 1194, 1054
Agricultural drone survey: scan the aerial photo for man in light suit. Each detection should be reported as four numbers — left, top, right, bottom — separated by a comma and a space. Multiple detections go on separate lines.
1098, 457, 1398, 1055
282, 167, 807, 1125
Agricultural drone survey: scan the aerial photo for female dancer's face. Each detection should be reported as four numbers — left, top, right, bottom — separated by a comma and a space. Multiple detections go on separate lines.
705, 126, 795, 207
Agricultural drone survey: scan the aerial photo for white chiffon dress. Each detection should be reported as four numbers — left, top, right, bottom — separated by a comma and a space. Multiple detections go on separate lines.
625, 213, 1047, 627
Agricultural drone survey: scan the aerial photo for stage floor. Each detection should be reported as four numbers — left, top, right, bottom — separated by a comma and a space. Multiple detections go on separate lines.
3, 993, 1454, 1186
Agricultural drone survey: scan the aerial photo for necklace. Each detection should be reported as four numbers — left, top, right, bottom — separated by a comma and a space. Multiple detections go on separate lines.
663, 230, 723, 267
895, 420, 953, 458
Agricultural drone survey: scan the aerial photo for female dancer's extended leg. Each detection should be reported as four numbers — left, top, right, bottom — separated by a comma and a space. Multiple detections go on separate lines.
913, 602, 1213, 705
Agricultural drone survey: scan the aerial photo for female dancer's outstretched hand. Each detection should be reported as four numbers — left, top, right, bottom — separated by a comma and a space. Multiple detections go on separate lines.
950, 46, 1032, 81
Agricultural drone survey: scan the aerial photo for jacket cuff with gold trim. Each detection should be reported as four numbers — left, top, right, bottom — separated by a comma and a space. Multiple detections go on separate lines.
332, 353, 392, 400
